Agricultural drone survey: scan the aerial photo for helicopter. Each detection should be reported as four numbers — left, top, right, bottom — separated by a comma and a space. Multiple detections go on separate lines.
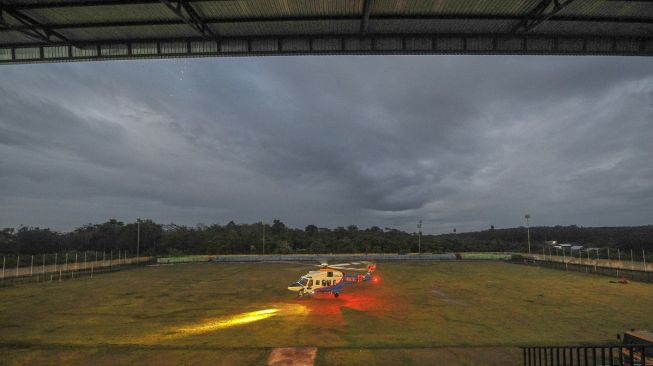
287, 261, 377, 298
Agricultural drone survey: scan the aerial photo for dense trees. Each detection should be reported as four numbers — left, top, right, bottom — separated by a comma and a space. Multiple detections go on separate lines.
0, 220, 651, 256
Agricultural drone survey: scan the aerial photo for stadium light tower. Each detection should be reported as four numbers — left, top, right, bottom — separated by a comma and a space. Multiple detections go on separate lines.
417, 220, 422, 254
525, 214, 531, 256
136, 218, 141, 258
261, 221, 266, 255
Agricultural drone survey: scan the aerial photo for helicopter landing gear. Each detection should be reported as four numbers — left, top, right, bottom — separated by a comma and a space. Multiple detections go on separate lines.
298, 290, 304, 297
333, 292, 339, 298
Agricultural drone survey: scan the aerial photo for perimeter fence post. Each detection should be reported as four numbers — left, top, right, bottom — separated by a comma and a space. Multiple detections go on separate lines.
15, 255, 20, 278
617, 249, 621, 278
53, 253, 57, 282
631, 249, 634, 270
42, 254, 45, 282
586, 250, 590, 273
2, 256, 5, 286
644, 250, 648, 276
595, 248, 599, 273
73, 252, 77, 278
30, 255, 33, 279
84, 252, 87, 271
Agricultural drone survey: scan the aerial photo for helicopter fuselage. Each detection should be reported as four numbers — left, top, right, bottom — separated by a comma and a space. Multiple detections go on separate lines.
288, 268, 371, 297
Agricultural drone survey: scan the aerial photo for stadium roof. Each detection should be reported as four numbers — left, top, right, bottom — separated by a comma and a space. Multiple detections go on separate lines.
1, 0, 652, 64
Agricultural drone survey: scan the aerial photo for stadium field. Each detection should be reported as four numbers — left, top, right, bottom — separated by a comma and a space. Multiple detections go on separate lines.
1, 261, 652, 365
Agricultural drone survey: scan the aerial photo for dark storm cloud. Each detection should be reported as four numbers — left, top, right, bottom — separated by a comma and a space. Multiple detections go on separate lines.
0, 55, 652, 233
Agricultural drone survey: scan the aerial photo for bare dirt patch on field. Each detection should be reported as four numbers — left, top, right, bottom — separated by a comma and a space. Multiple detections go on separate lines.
267, 347, 317, 366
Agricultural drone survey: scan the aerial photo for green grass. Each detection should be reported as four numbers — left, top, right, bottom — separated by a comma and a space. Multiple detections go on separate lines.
0, 261, 652, 365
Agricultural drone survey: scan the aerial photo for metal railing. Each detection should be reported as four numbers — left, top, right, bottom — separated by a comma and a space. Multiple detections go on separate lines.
510, 256, 653, 283
522, 344, 652, 366
1, 255, 153, 287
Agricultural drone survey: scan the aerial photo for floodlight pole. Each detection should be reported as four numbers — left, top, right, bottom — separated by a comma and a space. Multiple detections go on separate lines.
136, 219, 140, 258
525, 214, 531, 256
417, 220, 422, 254
261, 221, 266, 255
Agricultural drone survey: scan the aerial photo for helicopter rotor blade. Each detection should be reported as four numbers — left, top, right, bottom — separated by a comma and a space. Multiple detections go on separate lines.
265, 261, 326, 269
327, 261, 371, 268
332, 267, 370, 271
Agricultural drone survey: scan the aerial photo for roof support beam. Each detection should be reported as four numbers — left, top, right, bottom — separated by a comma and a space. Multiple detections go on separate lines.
9, 0, 237, 10
1, 13, 651, 33
360, 0, 372, 36
2, 34, 652, 65
160, 0, 218, 41
512, 0, 578, 33
0, 5, 76, 45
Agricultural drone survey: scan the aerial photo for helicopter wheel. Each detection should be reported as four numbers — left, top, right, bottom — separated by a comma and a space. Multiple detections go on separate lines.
298, 290, 304, 297
333, 292, 339, 298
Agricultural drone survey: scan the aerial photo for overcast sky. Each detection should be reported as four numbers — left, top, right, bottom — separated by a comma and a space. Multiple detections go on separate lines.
1, 55, 652, 233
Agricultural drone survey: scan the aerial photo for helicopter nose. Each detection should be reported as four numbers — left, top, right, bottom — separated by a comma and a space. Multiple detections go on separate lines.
288, 283, 303, 291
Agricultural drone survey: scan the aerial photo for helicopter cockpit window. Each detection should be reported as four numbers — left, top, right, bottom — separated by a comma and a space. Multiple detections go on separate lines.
308, 280, 313, 286
299, 278, 308, 286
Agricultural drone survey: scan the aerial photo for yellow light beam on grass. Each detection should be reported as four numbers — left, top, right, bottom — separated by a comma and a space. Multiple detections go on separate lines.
146, 304, 308, 342
174, 308, 280, 336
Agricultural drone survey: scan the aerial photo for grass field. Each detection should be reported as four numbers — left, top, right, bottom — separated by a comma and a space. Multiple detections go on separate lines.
1, 261, 652, 365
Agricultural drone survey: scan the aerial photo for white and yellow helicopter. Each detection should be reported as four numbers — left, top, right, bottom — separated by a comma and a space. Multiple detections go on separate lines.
287, 261, 377, 298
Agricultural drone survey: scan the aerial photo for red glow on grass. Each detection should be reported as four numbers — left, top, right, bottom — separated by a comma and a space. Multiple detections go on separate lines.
372, 276, 380, 284
287, 286, 387, 326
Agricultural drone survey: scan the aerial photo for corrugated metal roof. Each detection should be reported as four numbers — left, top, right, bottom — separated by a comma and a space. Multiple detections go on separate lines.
1, 0, 652, 63
370, 0, 542, 16
560, 0, 653, 18
26, 4, 178, 25
368, 19, 514, 34
213, 19, 360, 37
195, 0, 364, 18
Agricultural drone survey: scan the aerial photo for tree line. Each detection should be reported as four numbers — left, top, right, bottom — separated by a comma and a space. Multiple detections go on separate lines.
1, 219, 652, 256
